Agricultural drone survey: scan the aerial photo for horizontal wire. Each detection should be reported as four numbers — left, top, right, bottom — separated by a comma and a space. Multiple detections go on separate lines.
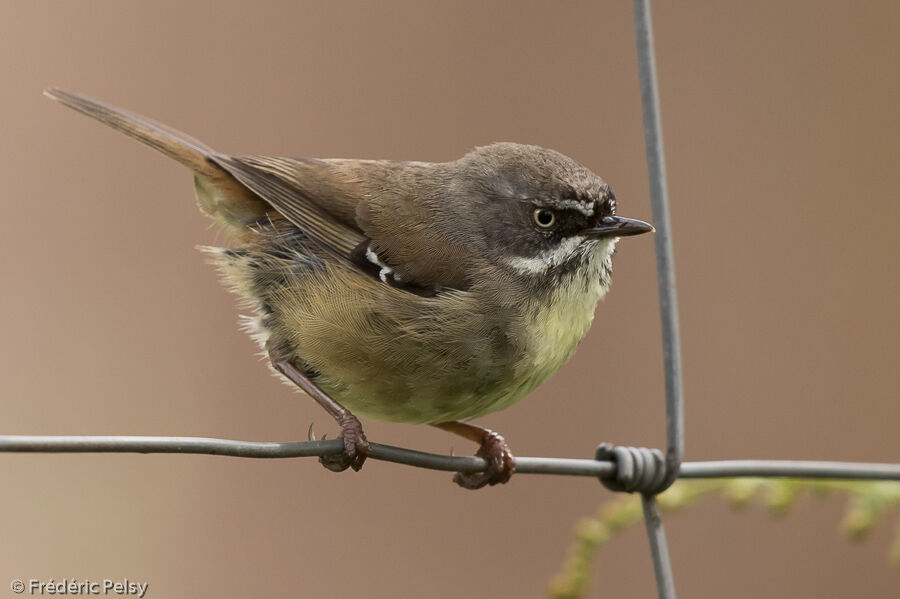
1, 435, 896, 481
679, 460, 900, 480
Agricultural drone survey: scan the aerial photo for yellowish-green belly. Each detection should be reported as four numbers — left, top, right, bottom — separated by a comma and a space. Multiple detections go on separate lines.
320, 274, 606, 424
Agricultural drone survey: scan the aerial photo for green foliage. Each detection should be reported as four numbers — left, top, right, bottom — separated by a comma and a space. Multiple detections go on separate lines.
547, 479, 900, 599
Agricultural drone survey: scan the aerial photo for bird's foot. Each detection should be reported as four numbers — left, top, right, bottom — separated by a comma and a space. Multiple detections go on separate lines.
320, 413, 370, 472
453, 429, 516, 490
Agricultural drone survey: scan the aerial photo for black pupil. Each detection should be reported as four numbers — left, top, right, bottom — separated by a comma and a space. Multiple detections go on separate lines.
537, 210, 553, 225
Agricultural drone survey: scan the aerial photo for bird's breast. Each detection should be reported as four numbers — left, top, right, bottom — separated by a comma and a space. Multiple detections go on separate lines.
515, 262, 611, 385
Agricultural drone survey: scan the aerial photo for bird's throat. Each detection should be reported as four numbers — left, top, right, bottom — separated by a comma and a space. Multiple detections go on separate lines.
516, 249, 613, 382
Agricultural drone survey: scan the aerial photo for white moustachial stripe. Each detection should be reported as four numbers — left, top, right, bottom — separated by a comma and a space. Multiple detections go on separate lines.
505, 235, 586, 275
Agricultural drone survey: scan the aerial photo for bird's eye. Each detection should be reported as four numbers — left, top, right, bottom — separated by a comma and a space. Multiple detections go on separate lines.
533, 208, 556, 228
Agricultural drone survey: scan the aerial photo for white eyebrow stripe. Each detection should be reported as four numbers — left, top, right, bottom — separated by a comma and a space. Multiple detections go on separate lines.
553, 199, 595, 217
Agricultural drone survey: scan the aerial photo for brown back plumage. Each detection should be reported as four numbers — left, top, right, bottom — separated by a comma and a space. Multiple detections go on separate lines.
44, 89, 481, 290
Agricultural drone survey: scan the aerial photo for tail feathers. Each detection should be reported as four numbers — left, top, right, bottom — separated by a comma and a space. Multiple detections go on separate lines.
45, 88, 269, 233
44, 88, 224, 180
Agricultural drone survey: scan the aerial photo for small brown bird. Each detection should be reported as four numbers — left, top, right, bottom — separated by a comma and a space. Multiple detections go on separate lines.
45, 88, 653, 489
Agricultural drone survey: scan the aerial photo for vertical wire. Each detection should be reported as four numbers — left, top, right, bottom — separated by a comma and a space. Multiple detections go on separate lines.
632, 2, 682, 598
642, 495, 678, 599
632, 0, 684, 486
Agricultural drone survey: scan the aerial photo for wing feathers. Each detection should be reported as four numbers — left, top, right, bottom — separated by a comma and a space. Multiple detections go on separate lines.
210, 155, 366, 261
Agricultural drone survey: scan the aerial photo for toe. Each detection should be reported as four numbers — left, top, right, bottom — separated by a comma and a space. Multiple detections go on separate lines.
461, 430, 516, 487
320, 453, 352, 472
453, 471, 492, 490
347, 437, 370, 472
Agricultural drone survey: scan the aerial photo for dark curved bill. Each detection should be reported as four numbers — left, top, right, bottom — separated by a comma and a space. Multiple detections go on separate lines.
582, 216, 655, 239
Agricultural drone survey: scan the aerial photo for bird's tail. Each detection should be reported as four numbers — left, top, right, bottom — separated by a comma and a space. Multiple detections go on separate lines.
44, 88, 223, 178
44, 88, 267, 234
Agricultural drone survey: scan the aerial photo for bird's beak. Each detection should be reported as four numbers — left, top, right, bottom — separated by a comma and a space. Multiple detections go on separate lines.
582, 216, 655, 239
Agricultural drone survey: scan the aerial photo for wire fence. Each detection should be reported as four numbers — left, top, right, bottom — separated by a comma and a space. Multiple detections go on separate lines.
1, 2, 897, 598
3, 435, 898, 481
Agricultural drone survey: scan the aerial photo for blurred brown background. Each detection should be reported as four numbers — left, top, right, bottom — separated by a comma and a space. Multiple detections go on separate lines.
1, 1, 898, 597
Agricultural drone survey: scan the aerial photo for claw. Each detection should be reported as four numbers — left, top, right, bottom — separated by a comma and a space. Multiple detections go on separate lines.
453, 429, 515, 490
307, 422, 316, 441
318, 413, 370, 473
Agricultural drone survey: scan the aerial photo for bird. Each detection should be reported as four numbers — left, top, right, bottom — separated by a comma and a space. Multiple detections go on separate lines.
44, 88, 653, 489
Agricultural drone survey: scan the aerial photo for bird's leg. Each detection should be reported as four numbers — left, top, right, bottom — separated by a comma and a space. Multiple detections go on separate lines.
267, 338, 369, 472
433, 421, 515, 489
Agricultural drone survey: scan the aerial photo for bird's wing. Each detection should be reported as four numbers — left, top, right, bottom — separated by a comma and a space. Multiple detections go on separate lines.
355, 187, 477, 292
211, 155, 476, 292
210, 155, 366, 263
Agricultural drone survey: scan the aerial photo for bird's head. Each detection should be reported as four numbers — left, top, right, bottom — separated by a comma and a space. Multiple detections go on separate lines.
450, 143, 653, 290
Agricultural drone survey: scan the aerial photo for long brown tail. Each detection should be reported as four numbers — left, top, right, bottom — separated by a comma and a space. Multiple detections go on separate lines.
44, 88, 225, 179
45, 88, 267, 233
